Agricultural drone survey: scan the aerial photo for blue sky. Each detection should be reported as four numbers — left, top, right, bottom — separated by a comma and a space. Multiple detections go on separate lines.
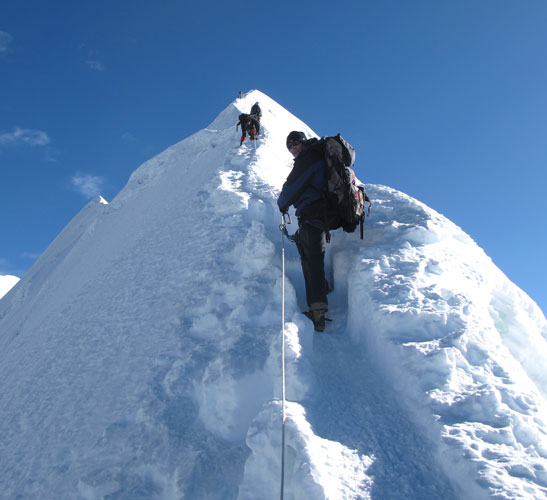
1, 0, 546, 313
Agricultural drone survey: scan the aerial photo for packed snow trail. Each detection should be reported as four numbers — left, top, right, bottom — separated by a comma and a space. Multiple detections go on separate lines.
273, 227, 457, 499
307, 308, 458, 499
1, 90, 546, 500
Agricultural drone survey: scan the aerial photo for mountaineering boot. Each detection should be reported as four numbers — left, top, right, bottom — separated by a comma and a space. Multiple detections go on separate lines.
303, 309, 326, 332
312, 309, 326, 332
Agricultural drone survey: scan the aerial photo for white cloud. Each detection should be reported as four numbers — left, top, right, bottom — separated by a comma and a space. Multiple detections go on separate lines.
71, 174, 105, 198
85, 59, 105, 71
0, 31, 13, 54
0, 127, 51, 147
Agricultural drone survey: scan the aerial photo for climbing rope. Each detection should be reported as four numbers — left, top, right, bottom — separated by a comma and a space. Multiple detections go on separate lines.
279, 212, 292, 500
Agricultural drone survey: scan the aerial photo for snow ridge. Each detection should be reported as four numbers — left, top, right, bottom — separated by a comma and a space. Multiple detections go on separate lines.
0, 90, 546, 500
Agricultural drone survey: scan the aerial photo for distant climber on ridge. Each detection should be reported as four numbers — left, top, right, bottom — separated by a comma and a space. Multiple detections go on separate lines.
250, 101, 261, 117
249, 102, 262, 136
278, 131, 329, 332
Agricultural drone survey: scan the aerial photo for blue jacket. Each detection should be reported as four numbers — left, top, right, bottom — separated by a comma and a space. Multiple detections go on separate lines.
277, 145, 326, 222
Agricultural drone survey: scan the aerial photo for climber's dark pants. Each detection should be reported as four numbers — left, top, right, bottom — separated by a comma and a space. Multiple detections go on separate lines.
295, 222, 328, 311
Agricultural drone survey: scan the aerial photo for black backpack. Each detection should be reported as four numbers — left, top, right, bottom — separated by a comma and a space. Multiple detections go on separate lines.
309, 134, 371, 239
237, 113, 250, 129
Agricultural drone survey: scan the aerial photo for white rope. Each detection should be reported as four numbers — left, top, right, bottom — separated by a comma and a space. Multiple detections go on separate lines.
280, 214, 288, 500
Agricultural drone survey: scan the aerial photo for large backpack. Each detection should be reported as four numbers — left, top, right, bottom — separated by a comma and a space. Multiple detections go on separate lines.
309, 134, 371, 239
237, 113, 250, 128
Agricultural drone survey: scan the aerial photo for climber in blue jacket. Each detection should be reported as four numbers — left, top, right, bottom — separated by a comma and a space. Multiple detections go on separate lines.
278, 131, 329, 332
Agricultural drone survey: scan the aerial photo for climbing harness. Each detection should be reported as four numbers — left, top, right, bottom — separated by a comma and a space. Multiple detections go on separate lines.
278, 212, 292, 500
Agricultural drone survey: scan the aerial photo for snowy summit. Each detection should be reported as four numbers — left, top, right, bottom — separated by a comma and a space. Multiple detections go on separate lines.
1, 90, 546, 500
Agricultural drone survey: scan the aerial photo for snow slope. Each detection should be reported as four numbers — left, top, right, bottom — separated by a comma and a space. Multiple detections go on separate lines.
0, 274, 19, 299
0, 90, 546, 500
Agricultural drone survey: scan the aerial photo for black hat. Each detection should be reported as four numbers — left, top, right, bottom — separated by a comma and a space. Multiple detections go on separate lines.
286, 131, 306, 149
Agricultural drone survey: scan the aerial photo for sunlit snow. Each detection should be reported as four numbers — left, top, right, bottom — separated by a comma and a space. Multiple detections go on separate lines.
1, 90, 546, 500
0, 275, 19, 299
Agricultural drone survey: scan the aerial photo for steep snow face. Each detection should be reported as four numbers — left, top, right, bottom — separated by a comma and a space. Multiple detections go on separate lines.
0, 90, 546, 500
344, 187, 547, 499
